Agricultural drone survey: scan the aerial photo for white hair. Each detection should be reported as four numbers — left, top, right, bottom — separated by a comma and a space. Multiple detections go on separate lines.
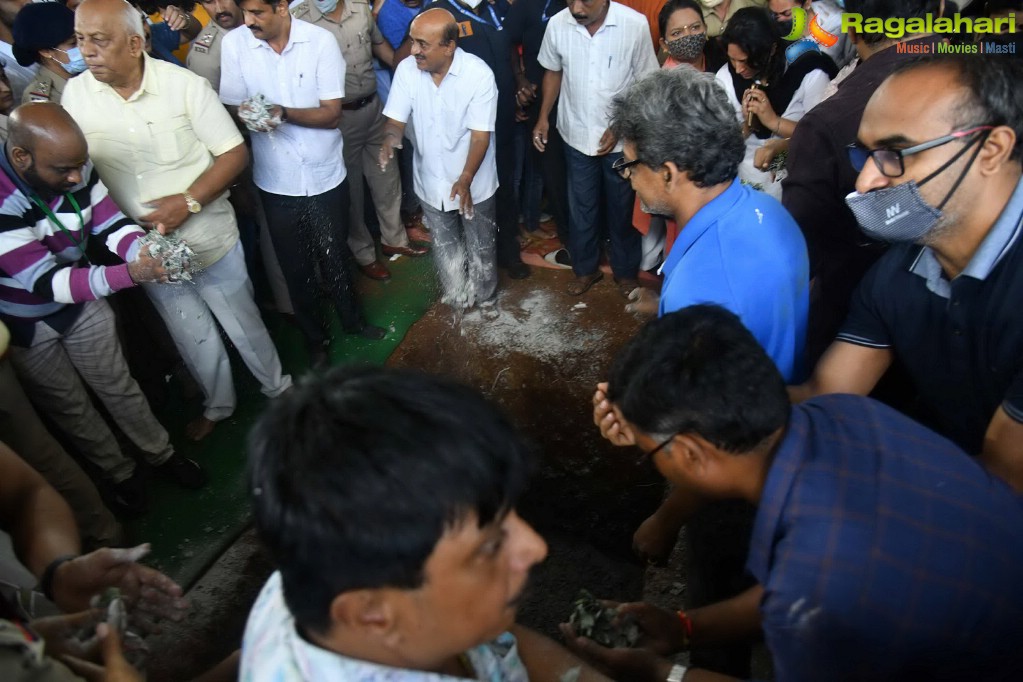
122, 1, 146, 39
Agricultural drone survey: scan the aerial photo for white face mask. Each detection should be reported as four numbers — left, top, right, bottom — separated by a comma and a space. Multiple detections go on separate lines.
462, 0, 485, 8
700, 0, 725, 8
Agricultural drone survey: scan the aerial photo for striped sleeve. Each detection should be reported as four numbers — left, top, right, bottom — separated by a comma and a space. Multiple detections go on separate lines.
0, 175, 139, 309
83, 165, 145, 261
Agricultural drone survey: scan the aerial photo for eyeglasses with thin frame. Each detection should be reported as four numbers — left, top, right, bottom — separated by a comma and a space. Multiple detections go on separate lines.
612, 156, 642, 180
636, 433, 677, 466
846, 125, 994, 179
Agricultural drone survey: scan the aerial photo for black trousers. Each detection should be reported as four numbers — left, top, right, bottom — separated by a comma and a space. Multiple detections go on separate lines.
494, 135, 524, 268
526, 101, 569, 246
259, 181, 365, 349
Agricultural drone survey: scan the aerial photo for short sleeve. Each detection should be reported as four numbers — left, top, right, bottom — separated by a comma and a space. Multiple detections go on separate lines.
783, 69, 832, 122
834, 260, 893, 349
187, 76, 244, 156
465, 64, 498, 133
1003, 371, 1023, 424
382, 57, 415, 124
537, 19, 561, 71
631, 25, 659, 78
218, 32, 246, 105
316, 33, 346, 100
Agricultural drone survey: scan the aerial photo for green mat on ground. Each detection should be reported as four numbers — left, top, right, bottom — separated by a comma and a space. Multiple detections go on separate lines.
125, 255, 438, 588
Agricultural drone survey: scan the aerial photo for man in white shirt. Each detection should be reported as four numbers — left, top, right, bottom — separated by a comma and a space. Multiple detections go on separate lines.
379, 9, 500, 312
533, 0, 657, 297
221, 0, 386, 369
64, 0, 293, 442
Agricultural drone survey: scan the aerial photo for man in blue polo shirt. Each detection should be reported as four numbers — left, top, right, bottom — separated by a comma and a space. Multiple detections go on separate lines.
792, 55, 1023, 492
590, 65, 809, 678
608, 66, 808, 382
567, 306, 1023, 682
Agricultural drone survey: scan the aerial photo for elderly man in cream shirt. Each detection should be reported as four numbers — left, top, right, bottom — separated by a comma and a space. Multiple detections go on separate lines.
63, 0, 292, 441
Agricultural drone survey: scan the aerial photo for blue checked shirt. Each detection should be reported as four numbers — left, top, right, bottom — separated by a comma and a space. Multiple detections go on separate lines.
747, 394, 1023, 681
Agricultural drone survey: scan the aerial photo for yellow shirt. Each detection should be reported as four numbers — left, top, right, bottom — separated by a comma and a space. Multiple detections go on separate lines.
703, 0, 766, 38
61, 53, 243, 268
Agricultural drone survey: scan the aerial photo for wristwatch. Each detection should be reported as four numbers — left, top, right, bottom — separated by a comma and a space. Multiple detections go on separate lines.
183, 192, 202, 214
666, 664, 688, 682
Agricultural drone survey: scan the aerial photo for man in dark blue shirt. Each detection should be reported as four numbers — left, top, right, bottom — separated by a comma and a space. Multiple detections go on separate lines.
792, 55, 1023, 492
565, 305, 1023, 682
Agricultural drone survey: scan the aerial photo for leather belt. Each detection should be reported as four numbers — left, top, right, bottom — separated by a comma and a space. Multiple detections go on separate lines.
341, 93, 376, 111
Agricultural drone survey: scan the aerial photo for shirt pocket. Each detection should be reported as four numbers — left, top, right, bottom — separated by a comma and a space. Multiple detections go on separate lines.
148, 114, 194, 164
440, 102, 469, 152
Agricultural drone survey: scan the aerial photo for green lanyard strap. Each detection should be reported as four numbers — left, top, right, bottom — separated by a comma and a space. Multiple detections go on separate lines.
31, 192, 88, 263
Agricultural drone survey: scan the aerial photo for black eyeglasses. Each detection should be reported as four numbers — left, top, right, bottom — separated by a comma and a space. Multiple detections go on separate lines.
636, 433, 677, 465
846, 125, 993, 179
612, 156, 642, 180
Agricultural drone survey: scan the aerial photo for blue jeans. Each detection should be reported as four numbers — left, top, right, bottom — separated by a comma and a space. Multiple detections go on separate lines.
564, 145, 640, 279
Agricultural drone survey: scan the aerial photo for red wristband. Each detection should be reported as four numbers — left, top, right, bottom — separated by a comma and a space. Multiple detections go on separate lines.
677, 609, 693, 641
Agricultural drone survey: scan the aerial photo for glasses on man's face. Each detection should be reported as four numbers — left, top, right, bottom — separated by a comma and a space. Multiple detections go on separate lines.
612, 156, 642, 180
846, 125, 994, 179
636, 433, 677, 466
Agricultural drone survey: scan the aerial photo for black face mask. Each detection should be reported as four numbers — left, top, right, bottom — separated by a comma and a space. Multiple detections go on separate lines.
777, 19, 794, 37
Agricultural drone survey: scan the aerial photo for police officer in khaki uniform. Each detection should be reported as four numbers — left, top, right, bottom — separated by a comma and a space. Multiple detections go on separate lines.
11, 3, 84, 105
187, 0, 244, 92
291, 0, 428, 283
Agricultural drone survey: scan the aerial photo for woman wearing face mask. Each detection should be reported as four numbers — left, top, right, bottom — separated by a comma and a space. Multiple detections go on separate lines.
11, 2, 86, 105
715, 6, 836, 199
659, 0, 725, 71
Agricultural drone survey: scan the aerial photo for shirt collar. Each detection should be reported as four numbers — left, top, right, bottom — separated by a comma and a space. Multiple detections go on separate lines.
659, 177, 744, 277
567, 0, 620, 32
746, 406, 805, 584
245, 16, 310, 51
909, 175, 1023, 298
86, 53, 158, 100
446, 47, 466, 78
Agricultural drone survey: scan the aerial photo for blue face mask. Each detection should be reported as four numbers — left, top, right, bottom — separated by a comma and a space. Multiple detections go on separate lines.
53, 47, 87, 76
314, 0, 339, 13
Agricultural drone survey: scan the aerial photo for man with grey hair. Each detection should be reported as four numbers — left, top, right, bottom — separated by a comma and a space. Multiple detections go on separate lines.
63, 0, 293, 442
592, 65, 810, 676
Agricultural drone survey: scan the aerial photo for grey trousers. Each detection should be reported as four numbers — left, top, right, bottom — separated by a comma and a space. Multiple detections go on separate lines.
10, 299, 174, 484
420, 195, 497, 308
0, 361, 120, 549
342, 95, 410, 266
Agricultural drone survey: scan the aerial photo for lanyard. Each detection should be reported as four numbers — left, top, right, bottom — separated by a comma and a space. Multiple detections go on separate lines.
31, 193, 88, 262
541, 0, 553, 22
452, 0, 502, 30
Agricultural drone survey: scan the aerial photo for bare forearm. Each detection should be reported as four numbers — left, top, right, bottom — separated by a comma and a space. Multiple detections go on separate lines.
188, 144, 247, 206
395, 38, 412, 67
510, 625, 612, 682
687, 585, 764, 648
538, 69, 562, 121
281, 102, 342, 129
372, 40, 396, 69
0, 443, 80, 578
459, 132, 490, 183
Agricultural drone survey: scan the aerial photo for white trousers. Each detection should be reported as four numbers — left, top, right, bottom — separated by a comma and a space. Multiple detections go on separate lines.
143, 241, 292, 421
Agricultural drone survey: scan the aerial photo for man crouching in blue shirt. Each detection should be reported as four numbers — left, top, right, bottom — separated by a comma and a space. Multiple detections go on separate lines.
241, 366, 610, 681
569, 305, 1023, 682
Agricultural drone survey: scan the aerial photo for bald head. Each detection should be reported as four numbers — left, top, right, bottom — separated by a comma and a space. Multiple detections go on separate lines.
7, 103, 89, 197
409, 8, 458, 75
77, 0, 145, 39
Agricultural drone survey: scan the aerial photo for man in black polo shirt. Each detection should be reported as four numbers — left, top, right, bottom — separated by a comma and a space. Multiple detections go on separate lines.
396, 0, 531, 280
781, 0, 942, 366
792, 55, 1023, 491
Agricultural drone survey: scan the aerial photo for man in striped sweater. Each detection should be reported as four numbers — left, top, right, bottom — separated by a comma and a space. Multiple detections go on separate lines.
0, 102, 205, 517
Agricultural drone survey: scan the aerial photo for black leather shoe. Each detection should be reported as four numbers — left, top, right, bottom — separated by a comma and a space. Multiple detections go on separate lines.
155, 455, 207, 490
505, 261, 530, 279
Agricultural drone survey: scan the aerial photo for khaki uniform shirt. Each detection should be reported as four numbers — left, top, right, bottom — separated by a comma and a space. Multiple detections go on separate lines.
703, 0, 766, 38
21, 69, 66, 105
290, 0, 382, 102
62, 53, 243, 268
186, 20, 227, 92
0, 115, 7, 143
